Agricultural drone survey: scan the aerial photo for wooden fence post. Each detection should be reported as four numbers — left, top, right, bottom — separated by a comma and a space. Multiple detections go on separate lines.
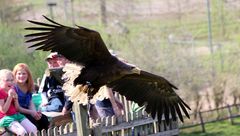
73, 102, 89, 136
198, 112, 205, 133
227, 104, 234, 125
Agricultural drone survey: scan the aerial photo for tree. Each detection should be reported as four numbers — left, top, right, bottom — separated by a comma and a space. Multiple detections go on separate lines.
0, 23, 47, 81
212, 75, 226, 118
0, 0, 30, 24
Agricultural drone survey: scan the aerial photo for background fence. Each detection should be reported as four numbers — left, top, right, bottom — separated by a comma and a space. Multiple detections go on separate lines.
179, 103, 240, 133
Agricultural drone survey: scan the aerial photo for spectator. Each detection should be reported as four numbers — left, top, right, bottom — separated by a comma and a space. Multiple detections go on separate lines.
39, 52, 73, 114
0, 69, 37, 135
12, 63, 49, 131
93, 85, 124, 118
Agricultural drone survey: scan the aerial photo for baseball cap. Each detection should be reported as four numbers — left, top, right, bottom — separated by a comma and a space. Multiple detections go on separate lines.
45, 52, 62, 61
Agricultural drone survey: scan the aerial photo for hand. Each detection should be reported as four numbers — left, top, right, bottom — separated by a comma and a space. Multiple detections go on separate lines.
35, 112, 42, 120
113, 106, 122, 116
30, 110, 37, 117
31, 110, 42, 120
8, 89, 17, 99
61, 107, 70, 115
40, 102, 47, 107
13, 93, 18, 100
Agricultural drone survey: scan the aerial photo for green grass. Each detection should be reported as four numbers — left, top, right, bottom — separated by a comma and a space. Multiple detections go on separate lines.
180, 117, 240, 136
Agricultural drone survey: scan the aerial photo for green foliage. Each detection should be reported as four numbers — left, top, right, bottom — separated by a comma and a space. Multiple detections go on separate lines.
0, 23, 26, 68
0, 23, 48, 81
0, 0, 30, 24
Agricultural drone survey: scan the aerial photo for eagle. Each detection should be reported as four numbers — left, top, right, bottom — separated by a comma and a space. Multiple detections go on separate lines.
25, 16, 190, 124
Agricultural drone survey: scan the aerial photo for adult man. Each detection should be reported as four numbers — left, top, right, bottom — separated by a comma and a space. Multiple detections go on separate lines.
39, 52, 72, 115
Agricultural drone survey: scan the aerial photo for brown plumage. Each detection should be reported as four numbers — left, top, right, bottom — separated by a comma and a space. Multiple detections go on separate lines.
25, 15, 190, 124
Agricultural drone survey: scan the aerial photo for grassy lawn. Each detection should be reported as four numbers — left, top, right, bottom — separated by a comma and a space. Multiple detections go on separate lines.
180, 117, 240, 136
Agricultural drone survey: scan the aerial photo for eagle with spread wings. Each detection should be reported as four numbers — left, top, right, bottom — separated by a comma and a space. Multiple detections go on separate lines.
25, 16, 190, 124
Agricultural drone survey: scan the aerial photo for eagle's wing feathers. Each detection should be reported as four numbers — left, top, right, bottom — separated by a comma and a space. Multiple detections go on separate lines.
107, 70, 190, 124
25, 16, 111, 66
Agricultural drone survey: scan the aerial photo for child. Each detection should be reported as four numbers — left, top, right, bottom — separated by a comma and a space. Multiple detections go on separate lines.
13, 63, 49, 131
0, 69, 37, 136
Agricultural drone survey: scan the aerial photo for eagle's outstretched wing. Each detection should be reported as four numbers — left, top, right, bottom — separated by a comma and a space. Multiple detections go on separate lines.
25, 15, 111, 66
107, 70, 190, 124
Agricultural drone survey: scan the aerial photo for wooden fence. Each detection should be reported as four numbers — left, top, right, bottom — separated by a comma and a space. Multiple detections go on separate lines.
69, 94, 179, 136
90, 109, 179, 136
179, 103, 240, 133
2, 91, 179, 136
17, 103, 178, 136
5, 96, 240, 135
3, 113, 177, 136
1, 122, 76, 136
42, 102, 240, 135
38, 122, 76, 136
